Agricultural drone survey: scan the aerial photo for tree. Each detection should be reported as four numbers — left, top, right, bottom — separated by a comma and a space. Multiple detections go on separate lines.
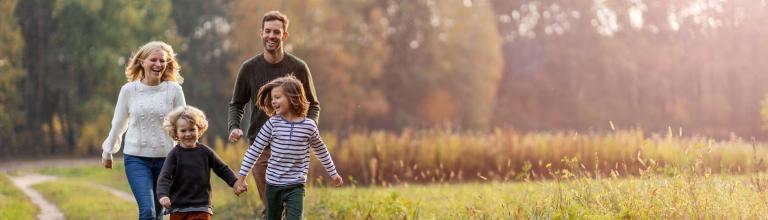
171, 0, 236, 141
11, 0, 182, 156
15, 0, 56, 154
228, 0, 391, 131
490, 0, 768, 137
0, 0, 26, 156
379, 0, 502, 130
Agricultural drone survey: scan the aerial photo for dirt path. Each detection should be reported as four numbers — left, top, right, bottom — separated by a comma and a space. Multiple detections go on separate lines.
0, 157, 98, 172
3, 158, 135, 220
8, 174, 64, 220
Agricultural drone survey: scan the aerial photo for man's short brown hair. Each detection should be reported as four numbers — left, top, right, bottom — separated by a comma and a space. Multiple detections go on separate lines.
262, 11, 289, 31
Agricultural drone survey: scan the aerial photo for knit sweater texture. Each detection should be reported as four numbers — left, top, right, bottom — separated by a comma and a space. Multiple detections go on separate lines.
102, 81, 186, 159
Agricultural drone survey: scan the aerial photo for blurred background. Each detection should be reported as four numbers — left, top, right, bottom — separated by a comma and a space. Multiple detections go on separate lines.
2, 0, 768, 159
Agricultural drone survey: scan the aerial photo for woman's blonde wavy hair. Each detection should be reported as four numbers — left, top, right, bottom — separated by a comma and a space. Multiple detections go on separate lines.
124, 41, 183, 84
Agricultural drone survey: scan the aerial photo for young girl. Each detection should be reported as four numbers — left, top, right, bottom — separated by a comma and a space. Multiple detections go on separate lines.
157, 106, 240, 220
234, 75, 342, 220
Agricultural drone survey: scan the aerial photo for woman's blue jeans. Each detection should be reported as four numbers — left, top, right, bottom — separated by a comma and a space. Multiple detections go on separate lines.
124, 155, 166, 220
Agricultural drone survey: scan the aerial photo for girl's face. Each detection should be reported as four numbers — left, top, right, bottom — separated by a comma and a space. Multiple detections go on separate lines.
175, 118, 199, 148
141, 50, 168, 84
271, 86, 292, 117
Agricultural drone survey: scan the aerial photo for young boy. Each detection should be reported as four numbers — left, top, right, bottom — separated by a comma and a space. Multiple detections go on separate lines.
157, 106, 240, 220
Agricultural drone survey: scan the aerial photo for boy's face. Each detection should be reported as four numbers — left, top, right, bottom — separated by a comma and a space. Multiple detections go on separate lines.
175, 118, 199, 148
271, 86, 291, 117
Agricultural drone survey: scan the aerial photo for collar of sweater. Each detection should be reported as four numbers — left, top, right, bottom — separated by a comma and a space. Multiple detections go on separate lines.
135, 80, 167, 91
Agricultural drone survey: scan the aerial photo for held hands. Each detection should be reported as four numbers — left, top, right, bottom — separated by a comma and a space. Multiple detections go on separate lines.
233, 176, 248, 196
159, 196, 172, 209
331, 175, 344, 187
228, 129, 243, 143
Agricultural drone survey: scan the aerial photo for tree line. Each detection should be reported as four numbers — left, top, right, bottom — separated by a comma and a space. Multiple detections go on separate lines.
2, 0, 768, 158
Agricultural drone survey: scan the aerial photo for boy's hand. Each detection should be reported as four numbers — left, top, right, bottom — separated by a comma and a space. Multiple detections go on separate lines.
159, 196, 171, 209
331, 175, 343, 187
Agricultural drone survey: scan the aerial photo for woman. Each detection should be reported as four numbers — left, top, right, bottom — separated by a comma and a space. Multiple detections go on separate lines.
102, 41, 186, 220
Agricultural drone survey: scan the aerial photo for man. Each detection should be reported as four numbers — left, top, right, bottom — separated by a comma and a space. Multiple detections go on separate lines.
227, 10, 320, 218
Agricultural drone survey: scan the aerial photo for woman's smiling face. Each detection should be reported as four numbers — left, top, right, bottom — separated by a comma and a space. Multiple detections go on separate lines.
141, 50, 168, 83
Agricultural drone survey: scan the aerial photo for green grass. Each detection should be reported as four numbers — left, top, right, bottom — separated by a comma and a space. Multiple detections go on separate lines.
300, 175, 768, 219
38, 162, 130, 192
37, 162, 256, 219
0, 173, 37, 219
29, 128, 768, 219
32, 179, 135, 220
32, 162, 768, 219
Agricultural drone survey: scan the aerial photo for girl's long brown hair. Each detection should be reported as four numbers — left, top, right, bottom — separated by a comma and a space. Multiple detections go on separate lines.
256, 75, 309, 117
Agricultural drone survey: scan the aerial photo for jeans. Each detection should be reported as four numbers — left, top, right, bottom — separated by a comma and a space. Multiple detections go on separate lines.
265, 183, 305, 220
252, 145, 272, 219
124, 154, 166, 220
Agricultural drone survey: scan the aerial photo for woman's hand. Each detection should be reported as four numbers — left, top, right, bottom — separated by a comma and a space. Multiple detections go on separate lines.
102, 158, 112, 169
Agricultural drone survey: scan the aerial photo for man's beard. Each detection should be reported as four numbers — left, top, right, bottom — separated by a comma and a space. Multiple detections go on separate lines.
264, 39, 281, 53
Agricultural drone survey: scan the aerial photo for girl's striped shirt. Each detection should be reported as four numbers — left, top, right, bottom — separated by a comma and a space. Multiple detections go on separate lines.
238, 116, 338, 186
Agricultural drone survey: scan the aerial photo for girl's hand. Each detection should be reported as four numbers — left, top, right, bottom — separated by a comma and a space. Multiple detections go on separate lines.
331, 175, 343, 187
102, 159, 112, 169
159, 197, 171, 209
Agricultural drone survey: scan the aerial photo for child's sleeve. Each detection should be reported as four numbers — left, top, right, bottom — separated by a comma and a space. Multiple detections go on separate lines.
156, 149, 178, 198
309, 125, 338, 178
238, 119, 274, 176
208, 148, 238, 187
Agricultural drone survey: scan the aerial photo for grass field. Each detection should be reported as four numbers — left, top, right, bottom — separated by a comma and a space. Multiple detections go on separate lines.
29, 166, 768, 219
32, 179, 135, 219
302, 175, 768, 219
12, 129, 768, 219
0, 173, 37, 220
208, 129, 768, 186
29, 160, 768, 219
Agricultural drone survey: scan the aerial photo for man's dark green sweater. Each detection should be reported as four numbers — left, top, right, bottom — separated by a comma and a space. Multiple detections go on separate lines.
228, 53, 320, 142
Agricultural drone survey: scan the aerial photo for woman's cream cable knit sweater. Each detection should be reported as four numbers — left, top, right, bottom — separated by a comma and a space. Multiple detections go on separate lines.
102, 81, 186, 160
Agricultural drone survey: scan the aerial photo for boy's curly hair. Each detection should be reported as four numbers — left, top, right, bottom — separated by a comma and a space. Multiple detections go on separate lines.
163, 106, 208, 141
256, 75, 309, 117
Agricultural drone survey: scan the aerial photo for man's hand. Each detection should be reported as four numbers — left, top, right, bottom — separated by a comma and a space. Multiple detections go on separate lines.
229, 129, 243, 143
159, 197, 171, 209
331, 175, 343, 187
102, 159, 112, 169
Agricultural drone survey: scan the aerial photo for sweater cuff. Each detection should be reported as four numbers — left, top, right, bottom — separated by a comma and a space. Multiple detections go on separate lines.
228, 125, 241, 133
102, 152, 113, 160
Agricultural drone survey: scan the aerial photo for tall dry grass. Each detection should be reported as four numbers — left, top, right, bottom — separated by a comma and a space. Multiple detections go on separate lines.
211, 128, 768, 186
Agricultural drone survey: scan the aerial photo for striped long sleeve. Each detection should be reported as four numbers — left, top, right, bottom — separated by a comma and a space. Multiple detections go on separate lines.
238, 116, 338, 186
